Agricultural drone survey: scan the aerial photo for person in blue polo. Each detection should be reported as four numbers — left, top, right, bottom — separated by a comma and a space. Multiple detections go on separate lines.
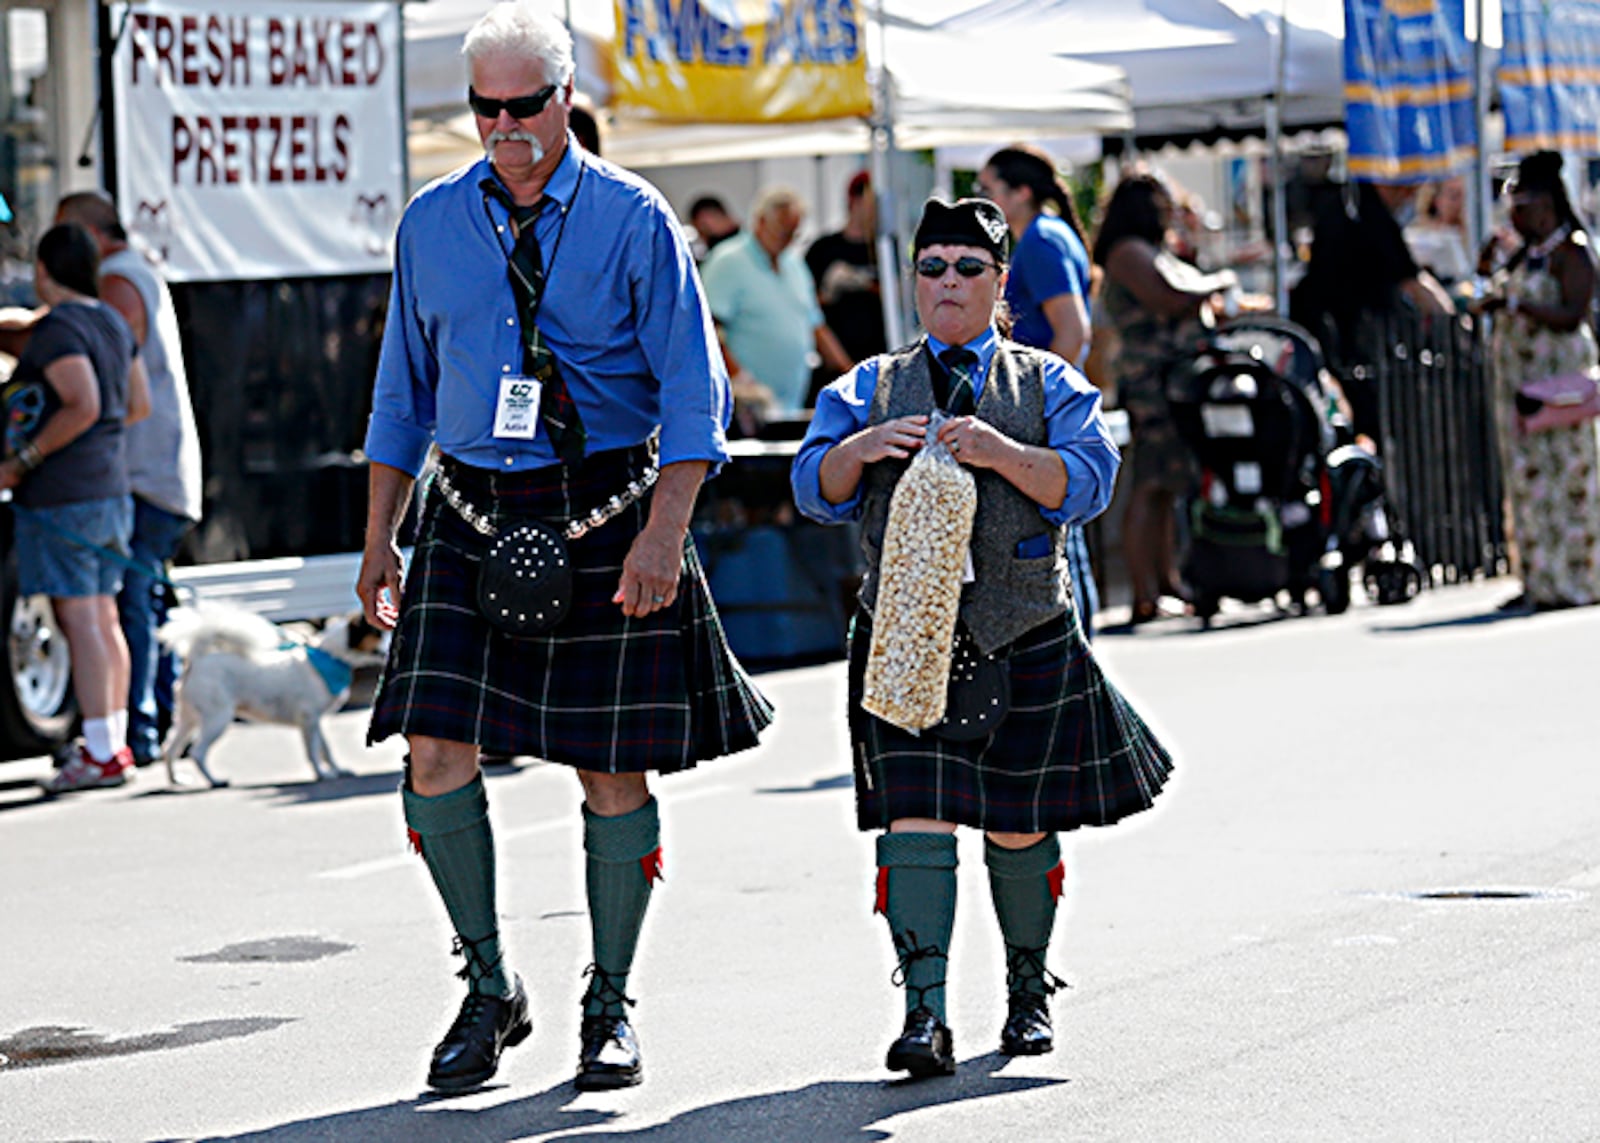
356, 3, 770, 1096
792, 197, 1173, 1079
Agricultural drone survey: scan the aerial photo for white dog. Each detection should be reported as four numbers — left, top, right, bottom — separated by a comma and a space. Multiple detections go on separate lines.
158, 605, 388, 787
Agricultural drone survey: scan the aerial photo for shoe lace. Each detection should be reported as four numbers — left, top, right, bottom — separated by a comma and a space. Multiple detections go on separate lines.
581, 963, 636, 1016
451, 933, 505, 998
1004, 944, 1069, 998
889, 929, 948, 1013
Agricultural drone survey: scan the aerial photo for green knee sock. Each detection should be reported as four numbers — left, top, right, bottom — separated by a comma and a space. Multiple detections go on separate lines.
985, 834, 1064, 998
875, 832, 958, 1022
403, 773, 512, 998
583, 797, 662, 1018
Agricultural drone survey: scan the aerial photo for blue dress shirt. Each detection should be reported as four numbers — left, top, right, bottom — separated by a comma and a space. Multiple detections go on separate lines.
365, 137, 732, 477
790, 326, 1120, 527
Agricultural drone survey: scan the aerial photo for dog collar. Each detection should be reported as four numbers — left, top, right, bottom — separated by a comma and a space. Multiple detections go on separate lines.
302, 644, 353, 694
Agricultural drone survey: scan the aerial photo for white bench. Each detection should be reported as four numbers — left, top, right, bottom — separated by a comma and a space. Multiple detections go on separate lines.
170, 551, 369, 623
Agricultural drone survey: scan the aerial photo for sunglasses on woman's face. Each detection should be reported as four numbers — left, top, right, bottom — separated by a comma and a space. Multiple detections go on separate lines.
916, 255, 999, 279
469, 85, 559, 120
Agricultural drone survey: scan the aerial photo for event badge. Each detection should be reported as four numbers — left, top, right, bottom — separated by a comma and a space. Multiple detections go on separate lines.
494, 376, 542, 440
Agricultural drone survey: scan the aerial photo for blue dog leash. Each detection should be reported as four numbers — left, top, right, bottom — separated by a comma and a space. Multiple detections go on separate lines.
7, 500, 194, 604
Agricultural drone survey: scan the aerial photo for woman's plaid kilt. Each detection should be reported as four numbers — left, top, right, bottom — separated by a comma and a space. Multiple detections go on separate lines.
847, 609, 1172, 833
368, 446, 773, 773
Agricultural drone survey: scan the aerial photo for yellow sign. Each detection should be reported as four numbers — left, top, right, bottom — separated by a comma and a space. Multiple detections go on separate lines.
613, 0, 871, 123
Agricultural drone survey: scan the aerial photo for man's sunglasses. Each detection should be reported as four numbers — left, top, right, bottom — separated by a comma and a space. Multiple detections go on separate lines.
468, 85, 559, 120
916, 255, 999, 279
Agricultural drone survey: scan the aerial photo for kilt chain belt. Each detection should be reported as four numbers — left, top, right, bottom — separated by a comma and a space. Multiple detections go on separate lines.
432, 463, 660, 541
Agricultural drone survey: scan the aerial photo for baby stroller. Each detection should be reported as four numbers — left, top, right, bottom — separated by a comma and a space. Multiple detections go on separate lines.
1165, 317, 1418, 625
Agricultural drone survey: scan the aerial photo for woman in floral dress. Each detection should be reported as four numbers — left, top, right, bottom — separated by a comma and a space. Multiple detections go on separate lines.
1479, 151, 1600, 610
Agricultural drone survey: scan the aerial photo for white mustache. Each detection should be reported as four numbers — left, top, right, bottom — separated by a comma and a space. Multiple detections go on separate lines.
485, 129, 544, 165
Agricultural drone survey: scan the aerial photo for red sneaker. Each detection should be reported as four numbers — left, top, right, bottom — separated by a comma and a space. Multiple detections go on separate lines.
42, 744, 135, 794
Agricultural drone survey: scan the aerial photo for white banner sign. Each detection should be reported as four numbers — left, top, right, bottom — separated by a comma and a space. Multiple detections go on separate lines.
110, 1, 405, 282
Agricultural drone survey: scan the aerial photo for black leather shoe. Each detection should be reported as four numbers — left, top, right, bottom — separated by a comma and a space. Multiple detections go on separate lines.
426, 975, 532, 1091
999, 992, 1054, 1056
885, 1008, 955, 1078
575, 1014, 643, 1091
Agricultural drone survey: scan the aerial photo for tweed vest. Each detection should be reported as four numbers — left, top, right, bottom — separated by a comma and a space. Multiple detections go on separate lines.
859, 337, 1070, 656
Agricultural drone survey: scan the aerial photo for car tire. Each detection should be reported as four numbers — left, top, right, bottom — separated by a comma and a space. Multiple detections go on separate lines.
0, 549, 77, 760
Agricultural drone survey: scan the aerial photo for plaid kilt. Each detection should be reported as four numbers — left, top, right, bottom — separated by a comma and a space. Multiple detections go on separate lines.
368, 446, 773, 773
848, 610, 1173, 833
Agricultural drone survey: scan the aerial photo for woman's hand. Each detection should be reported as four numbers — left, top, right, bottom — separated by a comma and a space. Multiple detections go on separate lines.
936, 415, 1013, 469
846, 414, 928, 463
817, 415, 927, 507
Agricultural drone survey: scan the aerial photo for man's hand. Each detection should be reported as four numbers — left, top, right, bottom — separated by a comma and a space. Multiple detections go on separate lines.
613, 523, 684, 617
0, 457, 22, 492
612, 459, 706, 618
356, 540, 404, 630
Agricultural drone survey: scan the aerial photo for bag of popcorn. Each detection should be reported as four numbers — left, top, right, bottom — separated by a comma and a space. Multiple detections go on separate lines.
861, 411, 978, 733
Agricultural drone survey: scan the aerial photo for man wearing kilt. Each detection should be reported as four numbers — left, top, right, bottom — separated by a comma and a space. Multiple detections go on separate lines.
792, 198, 1172, 1078
356, 4, 771, 1094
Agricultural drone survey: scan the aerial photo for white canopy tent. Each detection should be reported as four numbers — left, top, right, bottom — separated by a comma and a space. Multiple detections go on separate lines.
924, 0, 1344, 141
402, 1, 1132, 177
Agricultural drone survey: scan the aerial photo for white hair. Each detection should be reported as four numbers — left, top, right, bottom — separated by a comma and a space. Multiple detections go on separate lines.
463, 2, 575, 88
751, 186, 804, 223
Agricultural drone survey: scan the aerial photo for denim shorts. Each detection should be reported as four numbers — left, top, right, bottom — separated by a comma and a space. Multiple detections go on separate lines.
12, 495, 135, 598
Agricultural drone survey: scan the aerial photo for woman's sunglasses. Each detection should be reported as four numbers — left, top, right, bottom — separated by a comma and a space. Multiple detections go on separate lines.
916, 256, 999, 279
468, 85, 559, 120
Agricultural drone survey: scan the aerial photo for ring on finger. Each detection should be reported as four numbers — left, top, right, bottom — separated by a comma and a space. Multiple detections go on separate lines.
652, 593, 666, 604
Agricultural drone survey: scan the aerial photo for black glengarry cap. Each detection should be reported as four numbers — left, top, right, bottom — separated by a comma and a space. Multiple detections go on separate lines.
913, 197, 1009, 264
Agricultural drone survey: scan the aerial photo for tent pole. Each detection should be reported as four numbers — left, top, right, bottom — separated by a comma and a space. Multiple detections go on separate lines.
1470, 0, 1490, 256
1269, 2, 1290, 315
870, 0, 906, 348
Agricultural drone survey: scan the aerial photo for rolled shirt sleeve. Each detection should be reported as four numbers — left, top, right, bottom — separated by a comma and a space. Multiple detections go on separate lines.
791, 356, 881, 523
364, 221, 440, 478
630, 198, 732, 471
1042, 356, 1120, 527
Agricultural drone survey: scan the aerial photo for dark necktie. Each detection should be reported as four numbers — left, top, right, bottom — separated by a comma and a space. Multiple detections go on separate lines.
938, 347, 979, 416
501, 191, 587, 464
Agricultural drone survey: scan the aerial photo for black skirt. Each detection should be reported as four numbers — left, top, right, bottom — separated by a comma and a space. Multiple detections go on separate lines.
368, 447, 773, 773
848, 610, 1173, 833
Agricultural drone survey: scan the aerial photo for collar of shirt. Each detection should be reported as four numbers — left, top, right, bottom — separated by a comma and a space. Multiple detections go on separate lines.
925, 326, 999, 395
480, 133, 583, 220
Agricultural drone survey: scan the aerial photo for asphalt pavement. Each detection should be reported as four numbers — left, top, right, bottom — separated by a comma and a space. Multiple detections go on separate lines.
2, 580, 1598, 1142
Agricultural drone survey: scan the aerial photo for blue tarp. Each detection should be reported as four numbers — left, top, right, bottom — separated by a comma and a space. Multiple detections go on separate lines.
1499, 0, 1600, 154
1344, 0, 1475, 183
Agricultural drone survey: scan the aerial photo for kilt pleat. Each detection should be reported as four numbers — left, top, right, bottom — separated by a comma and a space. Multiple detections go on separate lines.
848, 611, 1172, 833
368, 449, 773, 773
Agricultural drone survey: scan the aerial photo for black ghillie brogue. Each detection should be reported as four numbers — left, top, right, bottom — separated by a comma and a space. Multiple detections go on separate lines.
427, 975, 532, 1091
999, 992, 1054, 1056
426, 935, 531, 1092
574, 964, 642, 1091
885, 1007, 956, 1078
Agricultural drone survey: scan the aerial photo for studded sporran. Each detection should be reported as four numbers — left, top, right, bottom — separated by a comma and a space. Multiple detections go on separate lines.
477, 519, 573, 636
932, 625, 1009, 740
431, 456, 659, 640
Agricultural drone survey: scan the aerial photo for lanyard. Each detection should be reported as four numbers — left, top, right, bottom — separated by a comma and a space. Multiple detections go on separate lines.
479, 154, 587, 328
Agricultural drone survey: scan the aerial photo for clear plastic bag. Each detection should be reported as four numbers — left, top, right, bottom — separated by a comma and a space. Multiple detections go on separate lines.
861, 411, 978, 733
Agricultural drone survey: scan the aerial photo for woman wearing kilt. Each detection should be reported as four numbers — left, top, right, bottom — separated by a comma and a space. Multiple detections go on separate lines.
792, 198, 1172, 1078
356, 7, 770, 1095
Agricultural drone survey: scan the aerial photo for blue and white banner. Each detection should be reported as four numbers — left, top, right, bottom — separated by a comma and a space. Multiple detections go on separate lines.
1499, 0, 1600, 154
1344, 0, 1475, 182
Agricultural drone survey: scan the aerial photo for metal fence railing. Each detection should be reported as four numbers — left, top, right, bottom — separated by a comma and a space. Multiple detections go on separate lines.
1354, 308, 1508, 586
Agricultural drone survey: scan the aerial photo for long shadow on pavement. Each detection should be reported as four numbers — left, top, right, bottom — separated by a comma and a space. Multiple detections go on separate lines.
1368, 607, 1542, 634
202, 1053, 1059, 1143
